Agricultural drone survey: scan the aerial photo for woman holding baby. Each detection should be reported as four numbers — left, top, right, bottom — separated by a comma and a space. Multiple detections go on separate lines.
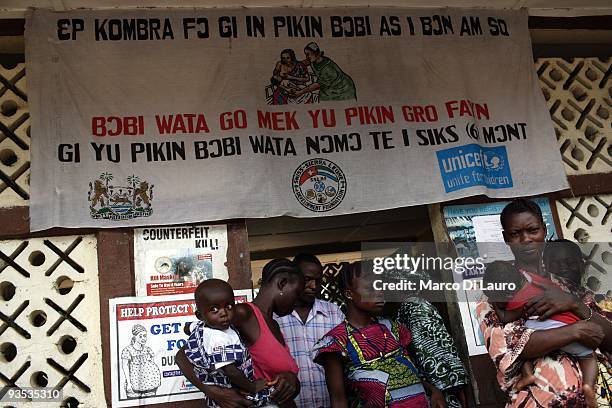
476, 198, 612, 407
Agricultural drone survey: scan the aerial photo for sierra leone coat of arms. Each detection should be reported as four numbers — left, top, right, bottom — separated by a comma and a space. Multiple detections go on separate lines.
88, 173, 154, 220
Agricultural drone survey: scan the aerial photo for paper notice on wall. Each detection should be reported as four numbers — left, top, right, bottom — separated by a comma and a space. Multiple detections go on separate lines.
472, 214, 515, 262
134, 224, 228, 296
109, 291, 252, 407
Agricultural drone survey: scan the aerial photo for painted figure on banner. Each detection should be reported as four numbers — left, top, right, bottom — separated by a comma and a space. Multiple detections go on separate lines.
268, 48, 316, 105
292, 42, 357, 102
121, 324, 162, 399
88, 172, 154, 220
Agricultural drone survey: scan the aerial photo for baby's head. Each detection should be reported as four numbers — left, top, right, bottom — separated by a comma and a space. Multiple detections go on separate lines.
543, 239, 585, 289
194, 279, 235, 330
483, 261, 525, 303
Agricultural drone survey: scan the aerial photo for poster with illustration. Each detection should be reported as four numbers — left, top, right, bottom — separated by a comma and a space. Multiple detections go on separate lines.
110, 291, 253, 407
443, 198, 558, 355
134, 224, 229, 296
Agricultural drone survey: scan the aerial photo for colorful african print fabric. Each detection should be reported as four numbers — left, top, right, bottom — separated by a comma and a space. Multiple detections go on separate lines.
476, 299, 588, 407
595, 356, 612, 407
582, 293, 612, 407
477, 265, 612, 407
313, 318, 428, 408
397, 297, 468, 408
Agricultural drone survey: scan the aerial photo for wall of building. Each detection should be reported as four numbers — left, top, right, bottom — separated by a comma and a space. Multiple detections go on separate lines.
0, 13, 610, 408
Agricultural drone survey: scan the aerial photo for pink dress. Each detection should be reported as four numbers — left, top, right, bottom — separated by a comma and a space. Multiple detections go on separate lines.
245, 302, 299, 381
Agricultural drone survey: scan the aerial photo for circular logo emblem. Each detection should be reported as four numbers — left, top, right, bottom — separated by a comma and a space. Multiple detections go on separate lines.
292, 159, 347, 212
154, 256, 172, 274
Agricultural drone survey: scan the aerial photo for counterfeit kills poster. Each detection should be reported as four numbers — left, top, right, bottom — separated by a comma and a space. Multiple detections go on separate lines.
443, 198, 558, 355
26, 7, 569, 230
109, 291, 252, 407
134, 224, 229, 296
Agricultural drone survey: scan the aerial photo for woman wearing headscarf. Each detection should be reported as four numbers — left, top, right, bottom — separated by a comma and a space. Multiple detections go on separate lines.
121, 324, 161, 398
292, 42, 356, 102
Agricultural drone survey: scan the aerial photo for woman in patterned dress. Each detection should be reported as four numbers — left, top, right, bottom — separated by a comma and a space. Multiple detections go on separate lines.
476, 198, 612, 407
313, 261, 446, 407
397, 290, 469, 407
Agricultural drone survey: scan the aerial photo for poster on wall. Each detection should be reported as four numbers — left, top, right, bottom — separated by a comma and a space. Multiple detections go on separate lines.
109, 290, 252, 407
443, 198, 558, 355
134, 224, 229, 296
26, 7, 568, 231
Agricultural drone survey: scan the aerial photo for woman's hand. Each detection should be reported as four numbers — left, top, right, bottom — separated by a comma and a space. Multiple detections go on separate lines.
209, 387, 254, 408
570, 321, 605, 349
269, 372, 299, 404
525, 281, 588, 320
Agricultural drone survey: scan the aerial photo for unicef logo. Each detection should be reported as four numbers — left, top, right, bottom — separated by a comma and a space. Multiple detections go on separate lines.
292, 159, 347, 212
483, 152, 505, 171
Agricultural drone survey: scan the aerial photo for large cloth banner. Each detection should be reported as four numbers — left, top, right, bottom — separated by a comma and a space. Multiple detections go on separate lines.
26, 8, 568, 230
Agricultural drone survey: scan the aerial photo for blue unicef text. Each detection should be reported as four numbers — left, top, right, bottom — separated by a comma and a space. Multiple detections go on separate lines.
436, 144, 513, 193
